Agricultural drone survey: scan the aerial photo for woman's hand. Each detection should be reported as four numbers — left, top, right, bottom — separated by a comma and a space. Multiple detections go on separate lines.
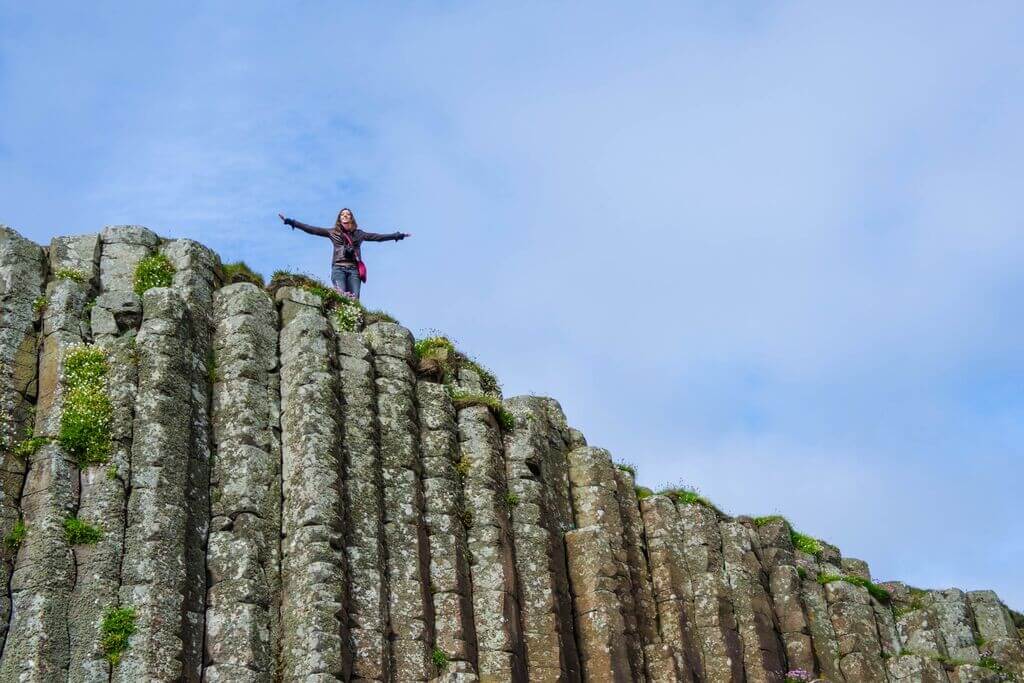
278, 213, 287, 223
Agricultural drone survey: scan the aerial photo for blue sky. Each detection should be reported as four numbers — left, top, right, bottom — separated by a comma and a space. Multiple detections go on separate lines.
3, 2, 1023, 606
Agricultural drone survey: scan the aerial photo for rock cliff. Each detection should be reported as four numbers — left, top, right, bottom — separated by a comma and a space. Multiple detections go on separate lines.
1, 224, 1021, 682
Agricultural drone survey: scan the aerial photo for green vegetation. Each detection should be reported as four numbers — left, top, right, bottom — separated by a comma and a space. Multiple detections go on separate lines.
635, 486, 653, 500
100, 605, 137, 665
455, 455, 471, 479
790, 530, 823, 557
753, 514, 786, 527
977, 656, 1009, 675
4, 519, 26, 551
615, 462, 637, 477
13, 423, 49, 459
221, 261, 264, 286
58, 344, 113, 465
894, 587, 929, 619
55, 267, 87, 283
456, 506, 473, 530
796, 566, 808, 580
206, 350, 218, 384
106, 465, 118, 481
63, 516, 103, 545
504, 492, 520, 507
448, 388, 515, 431
363, 309, 398, 325
414, 334, 501, 395
817, 572, 891, 603
266, 270, 365, 331
132, 253, 175, 295
33, 296, 48, 315
658, 486, 723, 515
431, 646, 450, 670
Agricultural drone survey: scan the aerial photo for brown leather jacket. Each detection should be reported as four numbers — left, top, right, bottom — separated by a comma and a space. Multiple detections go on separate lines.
284, 218, 406, 267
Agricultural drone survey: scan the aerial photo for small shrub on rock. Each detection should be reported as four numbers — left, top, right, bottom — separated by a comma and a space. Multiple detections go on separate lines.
133, 253, 175, 295
363, 309, 398, 325
4, 519, 26, 551
431, 646, 449, 669
58, 344, 113, 465
790, 529, 823, 557
33, 296, 48, 315
635, 486, 653, 500
414, 334, 500, 394
100, 605, 137, 665
63, 516, 103, 545
448, 388, 515, 431
615, 462, 637, 477
56, 267, 87, 283
221, 261, 264, 286
817, 572, 891, 602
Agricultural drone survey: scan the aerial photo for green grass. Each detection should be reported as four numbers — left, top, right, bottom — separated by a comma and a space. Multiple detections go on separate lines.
99, 605, 136, 665
106, 465, 118, 481
790, 530, 823, 557
797, 566, 808, 580
363, 309, 398, 325
431, 646, 449, 669
32, 296, 48, 315
63, 516, 103, 545
58, 344, 112, 465
658, 486, 723, 515
455, 455, 471, 479
221, 261, 264, 286
504, 492, 520, 507
132, 253, 175, 295
753, 514, 787, 528
414, 334, 501, 395
3, 519, 26, 551
977, 656, 1008, 674
266, 270, 365, 330
894, 587, 929, 619
55, 267, 87, 283
635, 486, 653, 500
448, 388, 515, 431
817, 572, 891, 602
615, 462, 637, 477
13, 422, 49, 459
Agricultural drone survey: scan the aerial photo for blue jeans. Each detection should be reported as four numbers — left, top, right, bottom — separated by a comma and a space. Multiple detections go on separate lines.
331, 265, 361, 299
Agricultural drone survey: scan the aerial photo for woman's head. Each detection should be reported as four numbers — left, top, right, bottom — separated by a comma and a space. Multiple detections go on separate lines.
334, 208, 357, 232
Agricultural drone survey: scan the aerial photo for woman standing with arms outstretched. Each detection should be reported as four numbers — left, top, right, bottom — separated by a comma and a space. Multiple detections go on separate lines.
278, 208, 411, 299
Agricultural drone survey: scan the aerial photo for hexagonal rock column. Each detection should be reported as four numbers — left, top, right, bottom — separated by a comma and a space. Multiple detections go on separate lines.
0, 272, 88, 682
885, 653, 951, 682
364, 322, 434, 681
112, 288, 193, 682
719, 519, 786, 683
967, 590, 1024, 677
754, 517, 816, 674
791, 547, 846, 682
564, 446, 642, 683
0, 227, 45, 653
418, 380, 477, 672
823, 578, 888, 682
675, 498, 745, 683
930, 589, 981, 665
98, 226, 158, 294
336, 326, 390, 682
611, 468, 679, 681
456, 401, 525, 682
277, 288, 350, 681
160, 238, 219, 680
203, 283, 279, 682
502, 396, 580, 682
69, 291, 139, 680
640, 496, 702, 681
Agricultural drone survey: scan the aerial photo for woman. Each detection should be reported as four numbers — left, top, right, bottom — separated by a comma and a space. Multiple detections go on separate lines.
278, 208, 411, 299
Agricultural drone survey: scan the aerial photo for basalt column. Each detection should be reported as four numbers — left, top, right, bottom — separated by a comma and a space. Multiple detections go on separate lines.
161, 238, 218, 680
113, 287, 193, 682
719, 519, 787, 682
0, 238, 84, 681
418, 380, 477, 671
277, 287, 350, 681
67, 232, 140, 683
0, 227, 46, 653
204, 283, 280, 681
611, 469, 679, 681
640, 496, 702, 681
503, 396, 581, 682
364, 322, 434, 681
564, 446, 636, 683
336, 327, 390, 682
456, 388, 525, 681
791, 545, 846, 682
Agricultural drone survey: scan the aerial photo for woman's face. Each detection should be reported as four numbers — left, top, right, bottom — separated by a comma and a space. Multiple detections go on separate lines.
339, 209, 354, 229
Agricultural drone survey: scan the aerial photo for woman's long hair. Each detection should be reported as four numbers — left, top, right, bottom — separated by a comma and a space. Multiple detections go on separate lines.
334, 208, 358, 232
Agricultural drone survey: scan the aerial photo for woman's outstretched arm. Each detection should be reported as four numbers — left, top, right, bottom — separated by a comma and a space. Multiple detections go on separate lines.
359, 230, 412, 242
278, 213, 331, 237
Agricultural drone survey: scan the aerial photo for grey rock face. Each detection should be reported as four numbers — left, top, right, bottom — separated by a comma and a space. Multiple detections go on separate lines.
2, 227, 1023, 683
